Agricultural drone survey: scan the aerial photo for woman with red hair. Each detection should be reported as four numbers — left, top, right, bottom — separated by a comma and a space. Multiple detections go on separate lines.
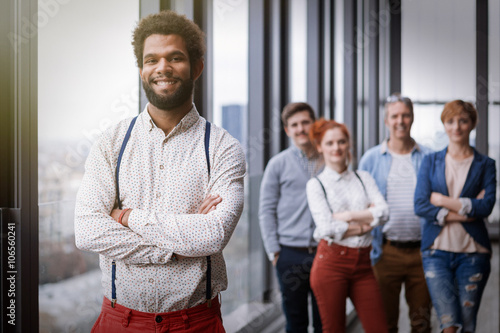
306, 118, 389, 332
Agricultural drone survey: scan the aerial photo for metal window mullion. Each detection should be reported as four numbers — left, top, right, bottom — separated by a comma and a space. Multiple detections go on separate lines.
343, 0, 358, 165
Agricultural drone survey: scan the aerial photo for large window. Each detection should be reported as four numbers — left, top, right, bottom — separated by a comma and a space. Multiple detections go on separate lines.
402, 0, 476, 151
289, 0, 307, 103
212, 0, 251, 316
38, 1, 139, 331
489, 0, 500, 222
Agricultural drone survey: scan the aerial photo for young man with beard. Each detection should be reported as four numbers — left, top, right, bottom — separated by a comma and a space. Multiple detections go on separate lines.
75, 11, 245, 332
358, 93, 432, 333
259, 102, 323, 333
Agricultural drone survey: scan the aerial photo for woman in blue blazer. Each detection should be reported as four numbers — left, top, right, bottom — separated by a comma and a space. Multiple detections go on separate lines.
414, 100, 496, 333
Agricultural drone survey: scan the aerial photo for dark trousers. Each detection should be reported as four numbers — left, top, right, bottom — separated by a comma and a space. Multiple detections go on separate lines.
276, 245, 322, 333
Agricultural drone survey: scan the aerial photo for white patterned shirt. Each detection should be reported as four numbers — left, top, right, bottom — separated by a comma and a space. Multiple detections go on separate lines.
306, 167, 389, 248
75, 104, 246, 312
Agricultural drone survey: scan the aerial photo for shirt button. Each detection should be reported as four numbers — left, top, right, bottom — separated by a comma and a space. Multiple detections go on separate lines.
159, 165, 164, 170
155, 315, 163, 323
156, 193, 161, 198
149, 278, 154, 283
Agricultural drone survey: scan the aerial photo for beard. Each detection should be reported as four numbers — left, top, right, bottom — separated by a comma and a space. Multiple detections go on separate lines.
142, 75, 194, 110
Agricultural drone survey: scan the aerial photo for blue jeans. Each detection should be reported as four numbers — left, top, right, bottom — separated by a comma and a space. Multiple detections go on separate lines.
421, 249, 490, 332
276, 245, 322, 333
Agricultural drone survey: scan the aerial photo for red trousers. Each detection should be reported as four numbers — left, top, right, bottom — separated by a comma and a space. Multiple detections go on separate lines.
310, 240, 388, 333
91, 296, 225, 333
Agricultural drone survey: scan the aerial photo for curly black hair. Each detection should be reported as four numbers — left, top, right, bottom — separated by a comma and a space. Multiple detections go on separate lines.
132, 10, 206, 69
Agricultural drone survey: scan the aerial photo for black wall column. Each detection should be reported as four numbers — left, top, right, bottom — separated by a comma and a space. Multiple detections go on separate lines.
388, 0, 401, 94
193, 0, 213, 119
367, 0, 380, 149
476, 0, 488, 154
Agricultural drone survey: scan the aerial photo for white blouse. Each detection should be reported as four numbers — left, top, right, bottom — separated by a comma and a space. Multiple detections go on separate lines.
306, 167, 389, 248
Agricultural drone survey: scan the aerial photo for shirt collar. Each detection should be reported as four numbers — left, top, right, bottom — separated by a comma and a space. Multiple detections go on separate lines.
323, 165, 349, 181
290, 144, 307, 158
142, 103, 200, 134
290, 143, 320, 161
380, 138, 421, 155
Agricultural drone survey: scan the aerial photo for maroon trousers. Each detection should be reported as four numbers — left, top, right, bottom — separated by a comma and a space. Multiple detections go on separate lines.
91, 296, 224, 333
310, 240, 388, 333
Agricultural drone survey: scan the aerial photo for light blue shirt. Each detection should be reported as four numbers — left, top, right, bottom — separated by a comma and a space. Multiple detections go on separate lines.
358, 140, 432, 265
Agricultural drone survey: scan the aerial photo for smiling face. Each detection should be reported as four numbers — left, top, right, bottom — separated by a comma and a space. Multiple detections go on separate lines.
443, 113, 473, 145
385, 101, 413, 141
284, 110, 314, 149
139, 34, 203, 111
318, 128, 350, 171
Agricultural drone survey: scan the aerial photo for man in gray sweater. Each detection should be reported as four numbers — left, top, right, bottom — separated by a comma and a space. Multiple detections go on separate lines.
259, 102, 323, 333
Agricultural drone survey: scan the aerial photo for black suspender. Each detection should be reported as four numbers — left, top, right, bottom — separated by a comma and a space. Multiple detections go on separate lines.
204, 122, 212, 307
111, 118, 213, 308
315, 171, 368, 214
111, 116, 138, 308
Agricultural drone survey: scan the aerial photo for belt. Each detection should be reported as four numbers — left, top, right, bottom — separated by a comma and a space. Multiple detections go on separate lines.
282, 245, 317, 254
383, 237, 421, 249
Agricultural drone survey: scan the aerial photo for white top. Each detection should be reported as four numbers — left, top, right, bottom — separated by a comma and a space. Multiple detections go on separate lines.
433, 154, 488, 253
74, 105, 246, 312
383, 151, 421, 241
306, 167, 389, 248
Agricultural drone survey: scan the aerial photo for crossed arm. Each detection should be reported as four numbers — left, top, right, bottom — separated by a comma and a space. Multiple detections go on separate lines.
430, 190, 484, 223
75, 133, 245, 264
333, 206, 376, 238
414, 155, 495, 224
110, 194, 222, 260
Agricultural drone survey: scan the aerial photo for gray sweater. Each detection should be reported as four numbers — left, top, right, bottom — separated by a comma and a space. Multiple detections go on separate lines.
259, 146, 319, 259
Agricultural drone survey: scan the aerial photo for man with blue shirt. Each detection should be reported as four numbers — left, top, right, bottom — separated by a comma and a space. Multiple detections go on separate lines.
358, 93, 432, 333
259, 102, 322, 333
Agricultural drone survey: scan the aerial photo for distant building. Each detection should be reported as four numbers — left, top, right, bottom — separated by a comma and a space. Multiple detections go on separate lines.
222, 104, 247, 151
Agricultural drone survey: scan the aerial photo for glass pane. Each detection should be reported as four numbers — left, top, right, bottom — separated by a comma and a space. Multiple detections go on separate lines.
289, 0, 307, 102
410, 104, 446, 151
488, 105, 500, 223
489, 0, 500, 224
410, 103, 477, 152
402, 0, 476, 102
38, 1, 139, 331
212, 0, 250, 316
334, 0, 344, 122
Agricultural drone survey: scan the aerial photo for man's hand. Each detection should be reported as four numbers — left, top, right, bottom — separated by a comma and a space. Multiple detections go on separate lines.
272, 252, 280, 267
110, 208, 132, 227
198, 194, 222, 214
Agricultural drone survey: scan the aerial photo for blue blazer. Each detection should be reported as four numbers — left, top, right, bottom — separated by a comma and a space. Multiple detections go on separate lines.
414, 147, 497, 252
